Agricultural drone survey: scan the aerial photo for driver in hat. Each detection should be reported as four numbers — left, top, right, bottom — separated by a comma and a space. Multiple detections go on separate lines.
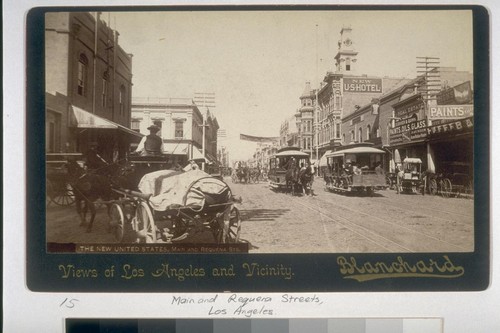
135, 124, 164, 156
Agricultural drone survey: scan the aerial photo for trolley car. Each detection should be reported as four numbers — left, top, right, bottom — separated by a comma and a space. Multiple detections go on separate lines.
268, 147, 310, 193
323, 145, 387, 195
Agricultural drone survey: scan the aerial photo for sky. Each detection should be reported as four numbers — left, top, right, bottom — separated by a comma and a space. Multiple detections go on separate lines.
110, 9, 473, 161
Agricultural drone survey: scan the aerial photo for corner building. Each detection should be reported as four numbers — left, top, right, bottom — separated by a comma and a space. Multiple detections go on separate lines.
45, 12, 140, 161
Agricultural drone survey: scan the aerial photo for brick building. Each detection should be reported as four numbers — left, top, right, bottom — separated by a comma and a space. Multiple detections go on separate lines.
45, 12, 140, 161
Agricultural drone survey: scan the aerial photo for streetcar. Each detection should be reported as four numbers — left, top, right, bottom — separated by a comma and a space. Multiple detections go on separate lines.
268, 146, 310, 194
323, 144, 387, 195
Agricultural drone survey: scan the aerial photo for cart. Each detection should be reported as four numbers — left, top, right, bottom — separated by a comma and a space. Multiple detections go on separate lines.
428, 161, 473, 198
400, 157, 426, 195
108, 164, 242, 244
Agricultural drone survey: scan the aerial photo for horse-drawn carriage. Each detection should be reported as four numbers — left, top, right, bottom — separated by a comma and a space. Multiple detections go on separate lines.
66, 154, 242, 244
399, 157, 426, 195
323, 145, 387, 195
268, 147, 313, 195
46, 153, 83, 206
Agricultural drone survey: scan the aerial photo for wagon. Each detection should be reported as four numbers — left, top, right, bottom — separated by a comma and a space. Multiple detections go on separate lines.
399, 157, 426, 195
428, 161, 473, 198
46, 153, 83, 206
108, 156, 242, 244
323, 145, 387, 196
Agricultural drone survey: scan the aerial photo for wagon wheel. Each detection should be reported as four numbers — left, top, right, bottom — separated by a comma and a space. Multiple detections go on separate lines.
109, 203, 125, 242
440, 178, 452, 198
213, 206, 241, 244
50, 181, 76, 206
134, 201, 157, 243
428, 178, 438, 195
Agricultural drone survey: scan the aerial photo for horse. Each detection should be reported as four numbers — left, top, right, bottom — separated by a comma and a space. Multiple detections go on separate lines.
65, 160, 120, 233
284, 161, 301, 196
299, 168, 314, 196
236, 167, 248, 184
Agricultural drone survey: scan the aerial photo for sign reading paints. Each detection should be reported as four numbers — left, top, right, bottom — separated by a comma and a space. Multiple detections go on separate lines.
343, 78, 382, 93
429, 105, 474, 120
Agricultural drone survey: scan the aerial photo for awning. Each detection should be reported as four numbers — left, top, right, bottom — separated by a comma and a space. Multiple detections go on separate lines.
327, 146, 386, 157
319, 150, 333, 167
70, 105, 143, 138
162, 142, 189, 155
274, 150, 310, 157
191, 147, 210, 163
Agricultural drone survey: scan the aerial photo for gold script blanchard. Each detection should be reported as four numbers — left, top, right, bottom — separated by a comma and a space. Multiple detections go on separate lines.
337, 255, 465, 282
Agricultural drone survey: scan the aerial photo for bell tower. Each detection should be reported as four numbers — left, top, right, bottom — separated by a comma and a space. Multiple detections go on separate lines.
334, 26, 358, 74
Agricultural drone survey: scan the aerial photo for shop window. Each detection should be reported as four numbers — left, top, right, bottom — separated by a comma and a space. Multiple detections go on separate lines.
77, 54, 88, 96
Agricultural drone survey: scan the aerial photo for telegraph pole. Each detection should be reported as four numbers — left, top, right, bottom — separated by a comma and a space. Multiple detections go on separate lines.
194, 92, 216, 171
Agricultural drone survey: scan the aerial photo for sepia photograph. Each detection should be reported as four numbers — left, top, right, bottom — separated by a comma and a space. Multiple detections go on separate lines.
43, 9, 476, 254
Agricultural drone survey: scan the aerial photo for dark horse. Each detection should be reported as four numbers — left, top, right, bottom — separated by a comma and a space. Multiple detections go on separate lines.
284, 161, 301, 196
236, 167, 249, 184
299, 167, 314, 196
65, 160, 119, 233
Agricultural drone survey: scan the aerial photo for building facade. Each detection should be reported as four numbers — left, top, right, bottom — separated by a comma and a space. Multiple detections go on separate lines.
295, 81, 317, 159
131, 97, 219, 166
45, 12, 139, 161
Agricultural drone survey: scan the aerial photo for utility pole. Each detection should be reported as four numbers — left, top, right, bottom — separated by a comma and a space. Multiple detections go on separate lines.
194, 92, 216, 171
417, 56, 440, 174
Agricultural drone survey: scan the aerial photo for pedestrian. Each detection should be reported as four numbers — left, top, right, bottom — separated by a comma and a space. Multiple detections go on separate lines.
135, 124, 164, 156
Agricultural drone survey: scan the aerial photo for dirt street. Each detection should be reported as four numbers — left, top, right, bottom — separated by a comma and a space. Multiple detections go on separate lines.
46, 177, 474, 253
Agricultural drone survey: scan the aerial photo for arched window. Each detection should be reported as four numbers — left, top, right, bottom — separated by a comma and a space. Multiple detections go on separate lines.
358, 127, 363, 142
77, 53, 89, 96
366, 125, 371, 140
376, 127, 381, 138
119, 85, 126, 115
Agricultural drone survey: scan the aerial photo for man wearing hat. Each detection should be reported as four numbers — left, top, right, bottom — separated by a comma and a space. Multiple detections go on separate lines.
135, 124, 164, 156
85, 142, 109, 170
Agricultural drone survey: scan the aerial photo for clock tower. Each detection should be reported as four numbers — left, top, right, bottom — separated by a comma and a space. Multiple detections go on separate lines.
334, 26, 358, 74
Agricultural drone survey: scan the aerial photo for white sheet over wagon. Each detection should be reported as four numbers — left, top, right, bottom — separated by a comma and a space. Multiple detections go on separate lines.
138, 169, 230, 211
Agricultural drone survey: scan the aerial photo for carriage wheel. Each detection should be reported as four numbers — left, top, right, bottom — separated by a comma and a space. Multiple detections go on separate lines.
428, 178, 438, 196
440, 178, 452, 198
214, 206, 241, 244
109, 203, 125, 242
51, 182, 76, 206
134, 201, 157, 243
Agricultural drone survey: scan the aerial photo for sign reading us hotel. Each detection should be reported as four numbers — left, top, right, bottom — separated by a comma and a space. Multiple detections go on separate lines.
343, 78, 382, 93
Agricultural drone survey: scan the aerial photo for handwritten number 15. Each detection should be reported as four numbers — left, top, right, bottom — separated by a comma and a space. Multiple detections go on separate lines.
60, 298, 79, 308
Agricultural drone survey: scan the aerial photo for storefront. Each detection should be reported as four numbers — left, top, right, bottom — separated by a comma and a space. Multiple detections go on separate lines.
388, 94, 428, 171
70, 105, 143, 163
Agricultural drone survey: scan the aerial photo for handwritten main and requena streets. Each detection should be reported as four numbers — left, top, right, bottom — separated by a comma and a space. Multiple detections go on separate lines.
57, 255, 465, 282
171, 294, 324, 318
